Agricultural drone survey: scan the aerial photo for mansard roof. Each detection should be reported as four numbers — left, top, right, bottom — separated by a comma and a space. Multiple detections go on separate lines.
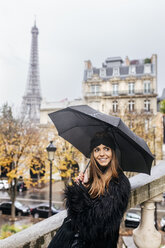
84, 56, 155, 81
106, 67, 113, 76
120, 66, 129, 75
136, 65, 144, 74
105, 57, 123, 63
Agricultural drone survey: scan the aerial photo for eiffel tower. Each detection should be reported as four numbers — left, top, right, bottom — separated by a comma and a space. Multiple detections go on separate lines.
21, 21, 42, 123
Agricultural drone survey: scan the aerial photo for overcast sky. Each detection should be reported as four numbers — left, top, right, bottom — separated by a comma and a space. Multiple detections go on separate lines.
0, 0, 165, 110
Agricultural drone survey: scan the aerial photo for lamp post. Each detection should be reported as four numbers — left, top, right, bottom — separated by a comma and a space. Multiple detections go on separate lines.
46, 141, 56, 217
153, 125, 156, 166
152, 125, 158, 229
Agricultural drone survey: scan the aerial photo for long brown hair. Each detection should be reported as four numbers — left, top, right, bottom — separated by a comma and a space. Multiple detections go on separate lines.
85, 149, 119, 198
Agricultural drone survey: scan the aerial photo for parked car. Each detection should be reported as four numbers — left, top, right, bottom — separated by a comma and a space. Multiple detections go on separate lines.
0, 201, 30, 216
160, 216, 165, 232
17, 182, 27, 192
125, 212, 141, 228
31, 204, 60, 218
0, 179, 9, 190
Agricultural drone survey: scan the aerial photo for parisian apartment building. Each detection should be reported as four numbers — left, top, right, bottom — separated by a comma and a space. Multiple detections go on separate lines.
82, 55, 157, 119
82, 54, 163, 160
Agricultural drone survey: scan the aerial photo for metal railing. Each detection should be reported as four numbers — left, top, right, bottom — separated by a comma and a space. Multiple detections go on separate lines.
84, 89, 156, 97
140, 108, 153, 114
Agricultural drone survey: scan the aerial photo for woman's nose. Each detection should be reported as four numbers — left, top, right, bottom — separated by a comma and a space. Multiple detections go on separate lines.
99, 149, 105, 156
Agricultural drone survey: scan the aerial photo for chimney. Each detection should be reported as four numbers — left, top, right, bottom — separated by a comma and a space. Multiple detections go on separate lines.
84, 60, 92, 70
151, 54, 157, 64
125, 56, 130, 66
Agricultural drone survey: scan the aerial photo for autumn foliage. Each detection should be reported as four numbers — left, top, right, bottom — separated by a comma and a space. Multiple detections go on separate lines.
0, 104, 83, 218
0, 104, 49, 218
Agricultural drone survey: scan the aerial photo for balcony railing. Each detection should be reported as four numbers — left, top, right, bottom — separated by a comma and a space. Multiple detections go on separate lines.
111, 109, 121, 116
85, 89, 156, 97
141, 108, 153, 114
0, 161, 165, 248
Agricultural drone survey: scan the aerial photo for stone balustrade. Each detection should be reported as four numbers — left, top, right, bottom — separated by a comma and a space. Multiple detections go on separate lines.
0, 161, 165, 248
0, 210, 67, 248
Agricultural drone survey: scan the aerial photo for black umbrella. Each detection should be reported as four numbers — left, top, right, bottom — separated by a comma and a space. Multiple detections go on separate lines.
49, 105, 154, 174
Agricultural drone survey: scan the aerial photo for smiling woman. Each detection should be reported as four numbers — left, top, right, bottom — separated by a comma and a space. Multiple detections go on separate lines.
48, 132, 131, 248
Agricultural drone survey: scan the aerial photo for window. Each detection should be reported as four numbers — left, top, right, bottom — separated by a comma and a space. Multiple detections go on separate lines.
129, 66, 136, 75
113, 101, 118, 113
91, 85, 100, 95
112, 84, 118, 96
3, 203, 11, 208
144, 80, 151, 94
113, 67, 119, 76
144, 100, 150, 112
145, 119, 149, 132
100, 68, 106, 77
15, 201, 23, 208
128, 100, 134, 112
38, 206, 45, 210
144, 64, 151, 74
128, 82, 135, 95
87, 70, 93, 78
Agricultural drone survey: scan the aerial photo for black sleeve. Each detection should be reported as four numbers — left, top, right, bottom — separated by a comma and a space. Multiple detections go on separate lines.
65, 174, 130, 245
47, 217, 75, 248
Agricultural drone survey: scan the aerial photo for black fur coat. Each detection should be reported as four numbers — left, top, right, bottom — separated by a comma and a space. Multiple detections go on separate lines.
48, 171, 130, 248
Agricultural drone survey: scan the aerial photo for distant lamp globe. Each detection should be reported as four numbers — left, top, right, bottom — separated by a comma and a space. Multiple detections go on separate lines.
46, 141, 56, 161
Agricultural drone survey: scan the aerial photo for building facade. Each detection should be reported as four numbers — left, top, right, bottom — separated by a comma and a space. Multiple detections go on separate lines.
83, 55, 163, 160
83, 55, 157, 118
40, 98, 84, 125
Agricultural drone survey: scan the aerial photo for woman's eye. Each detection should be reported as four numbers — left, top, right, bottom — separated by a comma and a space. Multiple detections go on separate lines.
94, 148, 99, 152
104, 147, 110, 151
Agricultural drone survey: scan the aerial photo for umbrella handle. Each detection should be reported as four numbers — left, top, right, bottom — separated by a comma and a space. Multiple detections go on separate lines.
83, 160, 90, 174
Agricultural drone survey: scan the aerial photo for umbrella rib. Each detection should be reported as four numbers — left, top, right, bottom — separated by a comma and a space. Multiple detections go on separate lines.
58, 124, 109, 135
68, 107, 121, 126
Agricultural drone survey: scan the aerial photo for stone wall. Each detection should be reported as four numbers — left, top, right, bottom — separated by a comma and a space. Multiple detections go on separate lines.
0, 210, 67, 248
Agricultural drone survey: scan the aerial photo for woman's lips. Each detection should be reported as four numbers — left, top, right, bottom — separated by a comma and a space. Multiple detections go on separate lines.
98, 158, 108, 161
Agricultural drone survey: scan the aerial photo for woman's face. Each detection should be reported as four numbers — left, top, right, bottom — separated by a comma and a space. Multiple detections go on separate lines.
93, 144, 112, 166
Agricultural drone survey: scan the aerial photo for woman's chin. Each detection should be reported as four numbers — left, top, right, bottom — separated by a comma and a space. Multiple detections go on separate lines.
97, 162, 109, 167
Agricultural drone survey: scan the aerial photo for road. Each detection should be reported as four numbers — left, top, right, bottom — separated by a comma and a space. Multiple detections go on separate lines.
0, 181, 65, 209
0, 181, 66, 230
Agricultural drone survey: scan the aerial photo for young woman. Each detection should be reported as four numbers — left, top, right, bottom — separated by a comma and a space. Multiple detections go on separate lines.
48, 132, 131, 248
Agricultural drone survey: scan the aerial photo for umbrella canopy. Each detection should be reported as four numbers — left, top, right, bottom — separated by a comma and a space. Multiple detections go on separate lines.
49, 105, 154, 174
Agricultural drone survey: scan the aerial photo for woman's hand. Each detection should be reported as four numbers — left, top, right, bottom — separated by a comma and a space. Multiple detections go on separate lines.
75, 172, 84, 184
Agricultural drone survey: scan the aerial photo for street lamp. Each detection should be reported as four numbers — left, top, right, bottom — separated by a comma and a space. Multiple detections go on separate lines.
46, 141, 56, 217
153, 125, 156, 166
